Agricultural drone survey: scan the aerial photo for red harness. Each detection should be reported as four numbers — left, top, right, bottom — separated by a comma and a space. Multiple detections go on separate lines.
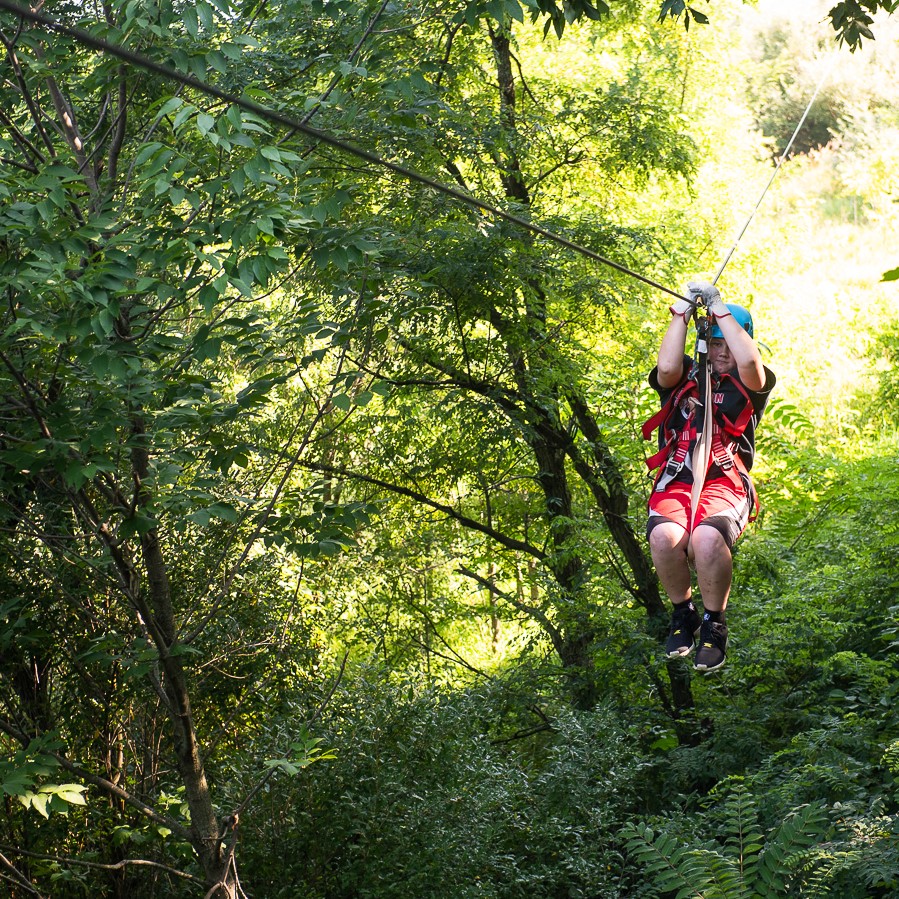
642, 371, 758, 520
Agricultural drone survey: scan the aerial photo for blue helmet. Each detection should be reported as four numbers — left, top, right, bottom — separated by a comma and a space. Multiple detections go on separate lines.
710, 304, 753, 339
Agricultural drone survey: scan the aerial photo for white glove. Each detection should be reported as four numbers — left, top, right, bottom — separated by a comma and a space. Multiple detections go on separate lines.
688, 280, 730, 320
669, 295, 697, 322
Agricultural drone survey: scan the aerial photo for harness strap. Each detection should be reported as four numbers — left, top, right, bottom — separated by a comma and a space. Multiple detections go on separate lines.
712, 372, 755, 438
641, 377, 695, 442
710, 430, 760, 521
710, 430, 735, 471
689, 359, 714, 531
644, 371, 757, 472
643, 360, 761, 524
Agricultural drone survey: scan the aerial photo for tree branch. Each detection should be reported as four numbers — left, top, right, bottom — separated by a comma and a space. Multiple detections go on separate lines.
302, 461, 545, 560
0, 846, 201, 883
458, 564, 563, 653
0, 28, 55, 157
0, 849, 45, 897
0, 717, 190, 842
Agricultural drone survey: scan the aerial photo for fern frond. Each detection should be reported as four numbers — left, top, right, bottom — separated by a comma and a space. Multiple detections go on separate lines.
622, 823, 716, 898
758, 801, 829, 896
800, 813, 899, 897
798, 844, 858, 898
720, 782, 765, 880
700, 848, 753, 899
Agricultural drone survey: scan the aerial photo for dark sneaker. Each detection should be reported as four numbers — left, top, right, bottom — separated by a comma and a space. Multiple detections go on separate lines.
665, 604, 701, 658
694, 619, 728, 672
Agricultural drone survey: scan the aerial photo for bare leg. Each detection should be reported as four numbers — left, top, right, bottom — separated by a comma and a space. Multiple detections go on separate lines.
648, 521, 692, 603
690, 524, 732, 612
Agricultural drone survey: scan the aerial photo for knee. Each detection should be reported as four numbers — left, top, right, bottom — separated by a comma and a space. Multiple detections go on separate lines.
649, 523, 688, 558
691, 525, 729, 562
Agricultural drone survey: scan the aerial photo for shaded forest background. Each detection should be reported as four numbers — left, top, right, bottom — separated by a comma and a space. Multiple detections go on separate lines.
1, 0, 899, 895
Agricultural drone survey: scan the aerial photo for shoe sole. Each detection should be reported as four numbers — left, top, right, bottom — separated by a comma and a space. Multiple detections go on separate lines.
666, 626, 701, 660
694, 658, 726, 673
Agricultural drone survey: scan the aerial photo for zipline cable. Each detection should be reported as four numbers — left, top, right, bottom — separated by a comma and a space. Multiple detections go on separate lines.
681, 59, 836, 536
0, 0, 686, 301
711, 52, 838, 285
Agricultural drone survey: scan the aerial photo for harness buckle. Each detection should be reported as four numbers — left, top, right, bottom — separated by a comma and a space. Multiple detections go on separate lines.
711, 431, 737, 471
663, 457, 685, 479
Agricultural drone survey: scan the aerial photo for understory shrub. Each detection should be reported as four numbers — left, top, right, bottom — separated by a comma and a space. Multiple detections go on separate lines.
237, 677, 644, 898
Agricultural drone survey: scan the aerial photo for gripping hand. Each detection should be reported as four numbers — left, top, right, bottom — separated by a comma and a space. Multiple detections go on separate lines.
669, 295, 697, 323
687, 280, 730, 320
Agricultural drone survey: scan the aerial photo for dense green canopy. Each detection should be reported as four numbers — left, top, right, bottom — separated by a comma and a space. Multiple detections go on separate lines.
1, 0, 898, 896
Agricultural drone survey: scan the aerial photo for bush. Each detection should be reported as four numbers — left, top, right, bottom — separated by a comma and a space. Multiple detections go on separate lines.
237, 676, 644, 898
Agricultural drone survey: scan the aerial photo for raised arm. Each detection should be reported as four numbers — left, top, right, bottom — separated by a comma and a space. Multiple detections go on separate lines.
694, 282, 765, 390
656, 294, 694, 388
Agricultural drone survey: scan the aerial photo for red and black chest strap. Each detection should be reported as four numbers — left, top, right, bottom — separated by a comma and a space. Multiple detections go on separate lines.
642, 372, 758, 517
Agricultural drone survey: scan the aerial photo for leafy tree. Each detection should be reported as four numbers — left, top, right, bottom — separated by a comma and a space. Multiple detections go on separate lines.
0, 0, 373, 892
662, 0, 899, 50
237, 678, 642, 897
284, 0, 713, 722
826, 0, 899, 49
0, 0, 729, 891
2, 0, 897, 894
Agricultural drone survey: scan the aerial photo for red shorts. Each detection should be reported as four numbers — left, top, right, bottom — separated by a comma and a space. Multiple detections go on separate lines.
647, 476, 752, 548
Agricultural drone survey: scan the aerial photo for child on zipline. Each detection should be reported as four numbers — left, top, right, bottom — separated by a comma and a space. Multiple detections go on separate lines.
643, 281, 776, 671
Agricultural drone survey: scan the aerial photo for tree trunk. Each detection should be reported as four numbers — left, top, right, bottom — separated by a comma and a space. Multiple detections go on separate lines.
485, 19, 695, 717
131, 439, 235, 896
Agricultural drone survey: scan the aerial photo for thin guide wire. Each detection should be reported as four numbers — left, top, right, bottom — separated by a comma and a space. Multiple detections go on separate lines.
712, 53, 839, 284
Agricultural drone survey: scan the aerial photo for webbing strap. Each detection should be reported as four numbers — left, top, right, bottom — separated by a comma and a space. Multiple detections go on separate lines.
641, 377, 695, 443
689, 358, 713, 532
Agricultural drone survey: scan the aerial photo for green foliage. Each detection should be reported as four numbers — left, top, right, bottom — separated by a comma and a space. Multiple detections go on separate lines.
263, 731, 338, 777
456, 0, 611, 39
762, 396, 815, 440
870, 323, 899, 427
827, 0, 899, 49
0, 743, 86, 819
0, 0, 898, 895
237, 679, 642, 898
623, 781, 830, 898
740, 23, 848, 158
657, 0, 710, 30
